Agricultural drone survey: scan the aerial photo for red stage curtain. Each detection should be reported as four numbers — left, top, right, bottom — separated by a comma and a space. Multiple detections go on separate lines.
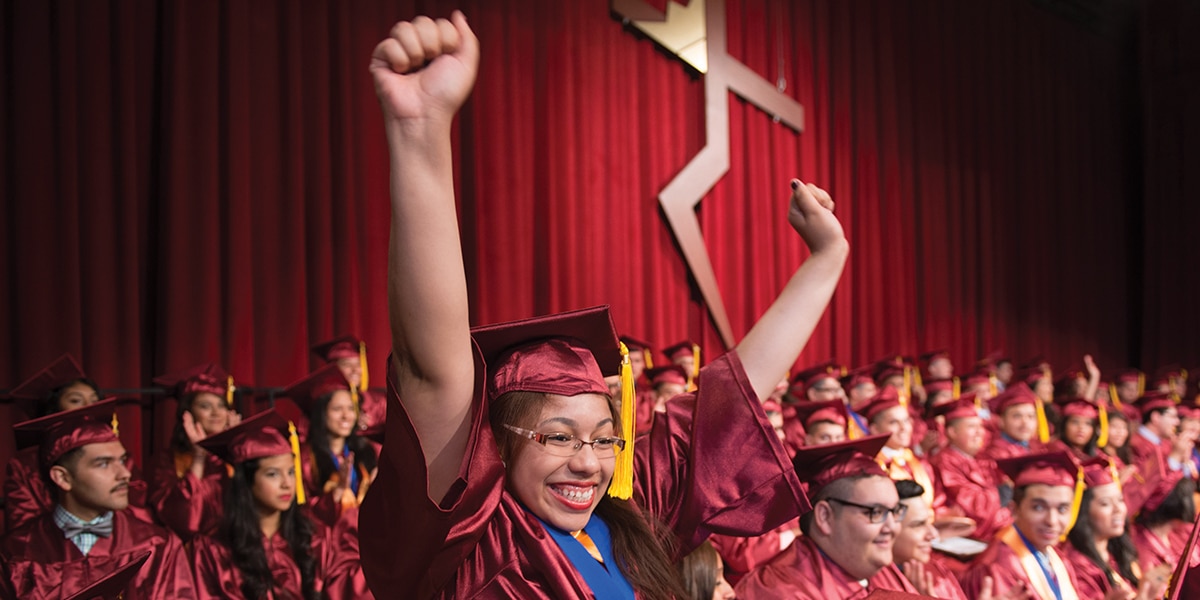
1, 0, 1193, 514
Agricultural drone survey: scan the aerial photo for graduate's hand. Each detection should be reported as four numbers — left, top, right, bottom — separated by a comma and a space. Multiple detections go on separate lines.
226, 410, 242, 429
1084, 354, 1101, 381
183, 412, 208, 455
357, 410, 372, 431
786, 180, 847, 256
901, 560, 934, 596
370, 11, 479, 125
1134, 564, 1171, 600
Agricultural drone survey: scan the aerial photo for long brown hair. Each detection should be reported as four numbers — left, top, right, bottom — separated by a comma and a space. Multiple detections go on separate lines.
490, 391, 687, 600
676, 540, 721, 600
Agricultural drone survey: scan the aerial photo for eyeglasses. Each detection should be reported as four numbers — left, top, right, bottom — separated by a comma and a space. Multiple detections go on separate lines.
825, 497, 907, 524
503, 425, 626, 458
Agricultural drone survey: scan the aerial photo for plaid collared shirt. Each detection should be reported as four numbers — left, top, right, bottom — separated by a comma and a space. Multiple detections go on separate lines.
53, 505, 113, 556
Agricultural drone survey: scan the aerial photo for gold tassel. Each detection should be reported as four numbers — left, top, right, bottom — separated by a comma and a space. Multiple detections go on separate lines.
1109, 383, 1122, 410
914, 369, 923, 389
691, 344, 701, 379
989, 375, 999, 398
226, 376, 236, 408
1137, 373, 1145, 397
1110, 461, 1122, 493
358, 341, 369, 393
288, 421, 307, 505
111, 413, 120, 437
952, 377, 961, 399
1061, 466, 1085, 541
609, 342, 636, 500
350, 385, 360, 415
643, 349, 653, 369
903, 368, 912, 398
1097, 404, 1109, 448
1035, 398, 1050, 444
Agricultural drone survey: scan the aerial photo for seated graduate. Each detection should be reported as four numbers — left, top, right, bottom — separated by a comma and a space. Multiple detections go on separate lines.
311, 335, 385, 433
865, 387, 942, 512
189, 410, 345, 600
148, 363, 243, 541
283, 364, 378, 527
357, 11, 849, 598
0, 398, 195, 598
1129, 464, 1196, 575
892, 479, 977, 600
979, 382, 1048, 463
928, 395, 1011, 541
960, 451, 1082, 600
736, 435, 920, 598
5, 354, 106, 531
1060, 455, 1169, 600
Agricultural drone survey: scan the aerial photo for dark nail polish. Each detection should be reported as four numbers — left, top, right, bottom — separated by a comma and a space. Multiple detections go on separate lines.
790, 180, 799, 190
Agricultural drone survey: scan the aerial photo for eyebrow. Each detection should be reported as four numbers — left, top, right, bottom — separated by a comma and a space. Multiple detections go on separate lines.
90, 454, 127, 465
538, 417, 615, 430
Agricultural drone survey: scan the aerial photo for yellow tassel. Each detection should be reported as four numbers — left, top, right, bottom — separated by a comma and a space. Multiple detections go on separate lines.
1109, 384, 1122, 410
350, 385, 360, 415
1035, 398, 1050, 444
358, 341, 370, 393
1110, 461, 1122, 493
914, 370, 923, 389
288, 421, 307, 505
1061, 466, 1085, 542
1097, 404, 1109, 448
1137, 373, 1145, 397
952, 377, 961, 399
111, 413, 119, 437
903, 368, 912, 398
691, 344, 701, 379
989, 375, 999, 398
609, 342, 636, 500
643, 349, 653, 369
226, 376, 236, 408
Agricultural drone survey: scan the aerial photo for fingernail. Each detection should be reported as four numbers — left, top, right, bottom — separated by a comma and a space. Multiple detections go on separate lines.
790, 180, 799, 191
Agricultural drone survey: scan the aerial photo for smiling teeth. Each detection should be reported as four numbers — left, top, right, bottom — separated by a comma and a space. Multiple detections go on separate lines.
552, 486, 594, 503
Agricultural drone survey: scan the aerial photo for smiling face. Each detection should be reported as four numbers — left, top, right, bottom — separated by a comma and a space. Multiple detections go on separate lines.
893, 497, 937, 564
1013, 484, 1075, 550
252, 453, 297, 514
814, 476, 900, 580
335, 356, 362, 389
506, 393, 616, 532
1063, 416, 1095, 448
1087, 482, 1127, 541
1106, 417, 1130, 449
1001, 404, 1037, 443
869, 405, 913, 449
324, 390, 357, 439
946, 416, 985, 456
190, 391, 230, 435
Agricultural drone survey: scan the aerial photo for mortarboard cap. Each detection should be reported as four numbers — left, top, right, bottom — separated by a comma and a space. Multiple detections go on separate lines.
793, 362, 846, 388
282, 363, 356, 416
923, 377, 958, 397
931, 394, 980, 422
791, 434, 890, 502
197, 410, 293, 465
153, 363, 237, 408
862, 386, 906, 422
792, 399, 848, 429
992, 383, 1050, 442
14, 397, 124, 468
1114, 368, 1143, 384
840, 364, 875, 390
1135, 391, 1177, 415
311, 335, 371, 392
619, 335, 656, 369
645, 365, 688, 388
1081, 455, 1120, 489
8, 354, 90, 399
64, 551, 151, 600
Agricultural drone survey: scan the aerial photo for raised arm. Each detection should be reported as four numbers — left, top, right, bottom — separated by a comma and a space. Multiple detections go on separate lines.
371, 11, 479, 501
734, 180, 849, 401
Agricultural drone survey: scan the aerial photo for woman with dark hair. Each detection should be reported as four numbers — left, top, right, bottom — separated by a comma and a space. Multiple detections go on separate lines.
191, 410, 336, 599
4, 354, 105, 531
1102, 406, 1135, 471
357, 12, 847, 599
1131, 474, 1197, 573
1049, 396, 1102, 460
677, 541, 735, 600
149, 364, 242, 541
1062, 456, 1170, 599
284, 364, 378, 526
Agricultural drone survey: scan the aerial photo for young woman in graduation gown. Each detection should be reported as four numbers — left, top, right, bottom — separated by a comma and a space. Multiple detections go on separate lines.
357, 11, 849, 599
190, 411, 339, 600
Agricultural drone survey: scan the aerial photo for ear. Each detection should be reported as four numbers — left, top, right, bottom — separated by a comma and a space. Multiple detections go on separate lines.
48, 465, 73, 493
813, 501, 836, 537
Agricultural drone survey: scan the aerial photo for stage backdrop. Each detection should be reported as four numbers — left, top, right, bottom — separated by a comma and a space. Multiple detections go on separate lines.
2, 0, 1196, 501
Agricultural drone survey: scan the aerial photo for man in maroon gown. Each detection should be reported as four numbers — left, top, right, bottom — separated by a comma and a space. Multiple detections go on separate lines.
0, 400, 195, 598
960, 451, 1082, 599
928, 395, 1010, 541
737, 435, 920, 598
1129, 391, 1180, 472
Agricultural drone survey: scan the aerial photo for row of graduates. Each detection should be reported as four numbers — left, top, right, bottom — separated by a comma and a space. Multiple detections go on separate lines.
0, 340, 382, 599
657, 348, 1200, 597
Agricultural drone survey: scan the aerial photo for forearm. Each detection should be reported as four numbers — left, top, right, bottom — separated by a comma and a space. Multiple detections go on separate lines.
734, 242, 849, 401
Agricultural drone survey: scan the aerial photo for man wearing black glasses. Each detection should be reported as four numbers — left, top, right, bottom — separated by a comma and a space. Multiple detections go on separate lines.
736, 435, 919, 598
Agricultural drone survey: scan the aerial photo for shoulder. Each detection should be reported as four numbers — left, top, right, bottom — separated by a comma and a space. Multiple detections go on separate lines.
0, 513, 57, 557
116, 510, 182, 547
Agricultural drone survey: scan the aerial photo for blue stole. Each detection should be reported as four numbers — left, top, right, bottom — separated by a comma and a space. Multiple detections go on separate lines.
332, 445, 360, 494
536, 512, 635, 599
1016, 527, 1062, 600
1001, 432, 1029, 449
848, 410, 869, 438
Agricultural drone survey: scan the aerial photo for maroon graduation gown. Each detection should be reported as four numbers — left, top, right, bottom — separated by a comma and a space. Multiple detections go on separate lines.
0, 509, 195, 599
928, 447, 1010, 541
148, 450, 226, 541
735, 536, 920, 599
960, 526, 1080, 600
4, 447, 150, 533
359, 350, 806, 598
190, 522, 335, 600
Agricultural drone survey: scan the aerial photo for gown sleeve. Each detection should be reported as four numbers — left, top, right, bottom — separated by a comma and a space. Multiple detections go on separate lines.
149, 450, 226, 540
2, 449, 51, 532
633, 351, 808, 558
